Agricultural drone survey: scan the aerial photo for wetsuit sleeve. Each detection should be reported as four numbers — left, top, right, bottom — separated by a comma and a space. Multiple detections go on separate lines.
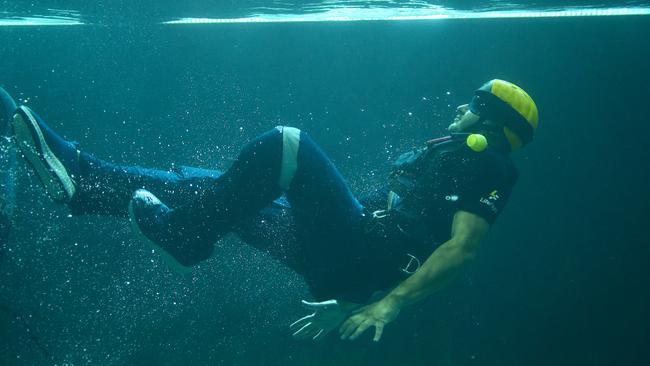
454, 152, 517, 225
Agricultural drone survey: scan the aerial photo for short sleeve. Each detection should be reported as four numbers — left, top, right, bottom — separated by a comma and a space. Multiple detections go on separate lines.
454, 151, 518, 224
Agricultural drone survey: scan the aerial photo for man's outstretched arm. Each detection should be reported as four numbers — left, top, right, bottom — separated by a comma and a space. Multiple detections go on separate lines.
339, 210, 490, 341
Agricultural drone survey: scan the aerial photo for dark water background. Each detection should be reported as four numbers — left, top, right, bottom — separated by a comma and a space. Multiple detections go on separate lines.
1, 8, 649, 366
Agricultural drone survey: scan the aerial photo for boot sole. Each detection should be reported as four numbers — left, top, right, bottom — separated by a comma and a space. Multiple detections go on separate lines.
12, 106, 76, 202
128, 199, 193, 274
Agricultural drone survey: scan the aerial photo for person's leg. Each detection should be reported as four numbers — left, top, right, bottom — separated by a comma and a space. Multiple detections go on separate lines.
131, 126, 372, 300
71, 155, 225, 217
129, 127, 287, 269
11, 105, 227, 216
282, 132, 373, 301
10, 103, 302, 270
8, 104, 312, 281
75, 156, 302, 268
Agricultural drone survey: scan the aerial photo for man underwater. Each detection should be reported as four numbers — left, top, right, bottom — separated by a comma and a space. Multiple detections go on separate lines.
2, 79, 538, 342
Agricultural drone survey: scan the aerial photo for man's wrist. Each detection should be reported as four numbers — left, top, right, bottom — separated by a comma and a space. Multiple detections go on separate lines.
381, 293, 405, 310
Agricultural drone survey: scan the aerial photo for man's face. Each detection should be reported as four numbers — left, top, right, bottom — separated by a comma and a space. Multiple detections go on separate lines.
447, 104, 480, 133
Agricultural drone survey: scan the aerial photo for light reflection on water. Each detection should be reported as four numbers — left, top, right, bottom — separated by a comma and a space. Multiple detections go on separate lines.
164, 6, 650, 24
0, 3, 649, 26
0, 9, 84, 26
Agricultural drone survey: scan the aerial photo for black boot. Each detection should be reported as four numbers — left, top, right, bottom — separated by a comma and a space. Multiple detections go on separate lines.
129, 189, 226, 273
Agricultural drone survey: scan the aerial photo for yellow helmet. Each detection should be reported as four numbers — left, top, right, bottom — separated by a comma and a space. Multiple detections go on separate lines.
469, 79, 539, 150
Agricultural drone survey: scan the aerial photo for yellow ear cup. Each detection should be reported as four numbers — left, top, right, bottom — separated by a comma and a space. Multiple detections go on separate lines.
466, 134, 488, 152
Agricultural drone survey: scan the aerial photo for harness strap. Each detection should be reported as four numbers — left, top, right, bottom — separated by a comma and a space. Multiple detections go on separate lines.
276, 126, 301, 191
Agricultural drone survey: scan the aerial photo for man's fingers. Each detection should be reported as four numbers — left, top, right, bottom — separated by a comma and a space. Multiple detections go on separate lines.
373, 323, 384, 342
339, 321, 355, 340
340, 317, 368, 340
349, 320, 372, 340
338, 316, 358, 339
290, 314, 314, 330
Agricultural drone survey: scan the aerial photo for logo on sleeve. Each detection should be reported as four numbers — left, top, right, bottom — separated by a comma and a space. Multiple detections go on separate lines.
479, 190, 500, 213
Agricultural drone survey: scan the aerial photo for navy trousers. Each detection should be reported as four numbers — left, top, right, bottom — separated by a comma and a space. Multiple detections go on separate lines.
70, 127, 384, 301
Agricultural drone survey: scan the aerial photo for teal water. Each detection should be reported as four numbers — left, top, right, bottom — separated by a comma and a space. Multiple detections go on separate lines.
0, 2, 649, 365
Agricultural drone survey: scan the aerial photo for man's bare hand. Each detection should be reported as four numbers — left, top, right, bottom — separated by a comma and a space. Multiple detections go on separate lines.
339, 299, 400, 342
